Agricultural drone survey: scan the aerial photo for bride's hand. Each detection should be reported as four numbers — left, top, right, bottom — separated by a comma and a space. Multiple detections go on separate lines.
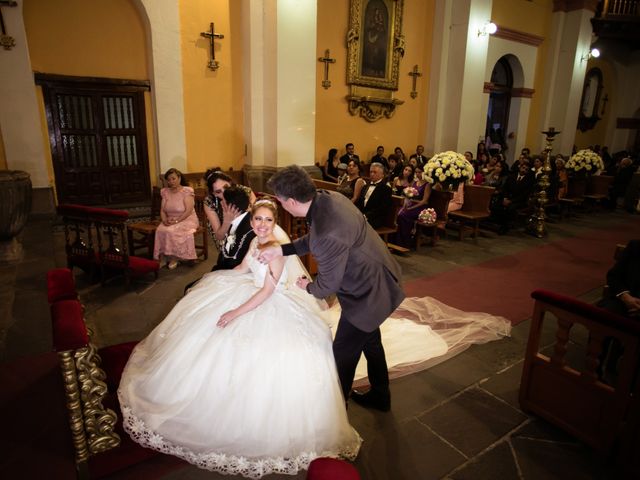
217, 310, 236, 328
295, 275, 310, 291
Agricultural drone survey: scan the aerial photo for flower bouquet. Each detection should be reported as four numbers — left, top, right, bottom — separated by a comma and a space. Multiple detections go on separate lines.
566, 149, 604, 174
418, 208, 437, 225
403, 186, 419, 198
424, 151, 475, 189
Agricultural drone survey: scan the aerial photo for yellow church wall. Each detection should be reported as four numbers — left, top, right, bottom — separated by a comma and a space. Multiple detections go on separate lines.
574, 58, 615, 150
314, 0, 435, 166
179, 0, 245, 173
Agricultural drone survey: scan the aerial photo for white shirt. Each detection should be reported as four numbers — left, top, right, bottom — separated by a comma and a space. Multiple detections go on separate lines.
364, 181, 380, 206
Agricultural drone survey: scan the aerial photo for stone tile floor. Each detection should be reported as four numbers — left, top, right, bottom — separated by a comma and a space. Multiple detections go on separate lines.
1, 210, 635, 479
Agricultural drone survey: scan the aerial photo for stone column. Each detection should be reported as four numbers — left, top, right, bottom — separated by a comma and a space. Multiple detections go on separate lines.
240, 0, 319, 191
537, 0, 598, 154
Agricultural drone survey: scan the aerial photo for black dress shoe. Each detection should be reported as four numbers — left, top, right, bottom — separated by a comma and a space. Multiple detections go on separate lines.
350, 389, 391, 412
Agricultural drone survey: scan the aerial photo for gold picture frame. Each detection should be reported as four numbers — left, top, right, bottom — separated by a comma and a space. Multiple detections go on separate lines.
346, 0, 405, 90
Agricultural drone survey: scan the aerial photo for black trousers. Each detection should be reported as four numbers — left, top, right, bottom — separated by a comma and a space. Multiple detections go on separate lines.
332, 315, 389, 400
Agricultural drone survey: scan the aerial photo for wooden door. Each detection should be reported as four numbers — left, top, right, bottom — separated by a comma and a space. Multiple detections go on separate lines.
38, 75, 151, 206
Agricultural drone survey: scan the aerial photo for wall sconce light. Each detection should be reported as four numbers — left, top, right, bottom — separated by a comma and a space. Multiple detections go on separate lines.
478, 22, 497, 37
581, 47, 600, 62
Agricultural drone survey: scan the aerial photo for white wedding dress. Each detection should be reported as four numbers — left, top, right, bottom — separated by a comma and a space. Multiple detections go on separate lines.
118, 239, 362, 479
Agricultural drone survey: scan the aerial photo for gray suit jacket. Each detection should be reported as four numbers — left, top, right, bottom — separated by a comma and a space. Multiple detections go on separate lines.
291, 190, 405, 332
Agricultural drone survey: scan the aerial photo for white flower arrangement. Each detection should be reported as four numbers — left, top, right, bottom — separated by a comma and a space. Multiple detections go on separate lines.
424, 151, 475, 188
418, 208, 437, 224
566, 149, 604, 174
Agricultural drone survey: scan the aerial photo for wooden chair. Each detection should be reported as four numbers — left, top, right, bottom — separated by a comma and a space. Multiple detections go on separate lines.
447, 185, 495, 241
58, 204, 97, 278
47, 269, 177, 478
126, 186, 161, 258
193, 188, 209, 260
583, 174, 613, 210
414, 189, 453, 251
559, 175, 588, 218
91, 208, 159, 287
376, 195, 409, 253
519, 289, 640, 455
312, 178, 340, 191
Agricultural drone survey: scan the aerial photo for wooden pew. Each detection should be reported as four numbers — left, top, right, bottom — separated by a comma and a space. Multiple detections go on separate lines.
559, 174, 588, 218
447, 184, 495, 241
519, 289, 640, 456
583, 174, 613, 210
415, 189, 453, 250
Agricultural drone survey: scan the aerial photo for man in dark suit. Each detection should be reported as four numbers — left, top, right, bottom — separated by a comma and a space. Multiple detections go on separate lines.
339, 142, 360, 165
184, 186, 255, 293
356, 162, 392, 229
409, 145, 427, 168
260, 165, 405, 411
599, 239, 640, 317
369, 145, 388, 169
491, 162, 534, 234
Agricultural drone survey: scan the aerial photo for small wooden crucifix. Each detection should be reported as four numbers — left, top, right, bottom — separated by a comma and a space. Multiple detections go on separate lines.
0, 0, 18, 51
200, 22, 224, 71
318, 49, 336, 89
408, 65, 422, 99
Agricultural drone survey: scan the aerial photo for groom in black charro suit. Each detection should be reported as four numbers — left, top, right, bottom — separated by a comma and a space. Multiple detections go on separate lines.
259, 165, 405, 411
184, 186, 255, 294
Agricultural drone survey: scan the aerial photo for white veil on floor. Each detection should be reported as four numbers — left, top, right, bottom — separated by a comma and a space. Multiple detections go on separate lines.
272, 224, 511, 386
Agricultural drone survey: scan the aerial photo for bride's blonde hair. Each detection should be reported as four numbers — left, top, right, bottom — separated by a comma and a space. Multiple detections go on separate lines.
252, 199, 280, 250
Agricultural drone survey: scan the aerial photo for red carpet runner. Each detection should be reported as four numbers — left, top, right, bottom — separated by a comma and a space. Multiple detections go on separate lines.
403, 218, 640, 325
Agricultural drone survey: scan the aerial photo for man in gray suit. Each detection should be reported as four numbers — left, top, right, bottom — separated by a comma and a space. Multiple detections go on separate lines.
259, 165, 405, 411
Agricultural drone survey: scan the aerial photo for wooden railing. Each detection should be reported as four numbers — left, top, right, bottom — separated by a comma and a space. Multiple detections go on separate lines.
602, 0, 639, 16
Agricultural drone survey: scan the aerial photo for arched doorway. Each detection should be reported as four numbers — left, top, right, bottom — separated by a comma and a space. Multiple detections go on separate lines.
485, 57, 513, 157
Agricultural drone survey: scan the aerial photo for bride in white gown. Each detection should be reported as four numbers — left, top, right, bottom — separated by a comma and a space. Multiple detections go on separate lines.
118, 199, 361, 478
118, 199, 512, 479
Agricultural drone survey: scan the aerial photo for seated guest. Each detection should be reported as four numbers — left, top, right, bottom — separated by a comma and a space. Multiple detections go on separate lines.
339, 142, 360, 165
323, 148, 340, 182
555, 156, 568, 199
597, 239, 640, 380
447, 182, 465, 213
154, 168, 200, 270
370, 145, 388, 169
387, 154, 403, 184
483, 161, 506, 189
608, 157, 636, 210
409, 145, 427, 168
336, 159, 366, 204
394, 165, 431, 248
203, 168, 256, 249
391, 164, 414, 196
511, 153, 530, 173
490, 162, 534, 234
356, 162, 392, 229
394, 146, 407, 165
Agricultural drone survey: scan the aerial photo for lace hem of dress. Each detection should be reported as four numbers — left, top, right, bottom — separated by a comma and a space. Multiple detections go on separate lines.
119, 403, 361, 479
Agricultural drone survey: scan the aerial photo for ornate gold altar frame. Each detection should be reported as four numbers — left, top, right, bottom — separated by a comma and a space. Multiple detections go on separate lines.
346, 0, 405, 122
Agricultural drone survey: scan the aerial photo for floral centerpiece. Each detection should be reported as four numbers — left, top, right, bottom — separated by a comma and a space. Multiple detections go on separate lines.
403, 186, 419, 198
424, 151, 475, 189
566, 149, 604, 174
418, 208, 437, 224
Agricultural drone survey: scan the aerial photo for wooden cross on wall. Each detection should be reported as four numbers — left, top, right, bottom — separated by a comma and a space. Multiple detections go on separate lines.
0, 0, 17, 51
408, 65, 422, 99
200, 22, 224, 71
318, 49, 336, 89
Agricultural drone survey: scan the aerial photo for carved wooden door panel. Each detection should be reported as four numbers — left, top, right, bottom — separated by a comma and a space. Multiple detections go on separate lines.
39, 76, 151, 206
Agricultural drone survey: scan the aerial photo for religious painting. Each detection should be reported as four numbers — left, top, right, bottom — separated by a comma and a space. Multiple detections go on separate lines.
577, 67, 603, 132
347, 0, 404, 91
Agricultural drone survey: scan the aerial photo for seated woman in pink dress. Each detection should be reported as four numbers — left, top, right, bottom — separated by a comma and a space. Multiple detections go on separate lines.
447, 182, 465, 213
154, 168, 200, 270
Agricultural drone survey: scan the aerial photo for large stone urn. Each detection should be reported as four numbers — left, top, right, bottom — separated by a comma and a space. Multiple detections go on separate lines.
0, 170, 32, 262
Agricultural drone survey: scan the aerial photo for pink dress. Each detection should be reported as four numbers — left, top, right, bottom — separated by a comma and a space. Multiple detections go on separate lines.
447, 183, 465, 213
153, 186, 200, 260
